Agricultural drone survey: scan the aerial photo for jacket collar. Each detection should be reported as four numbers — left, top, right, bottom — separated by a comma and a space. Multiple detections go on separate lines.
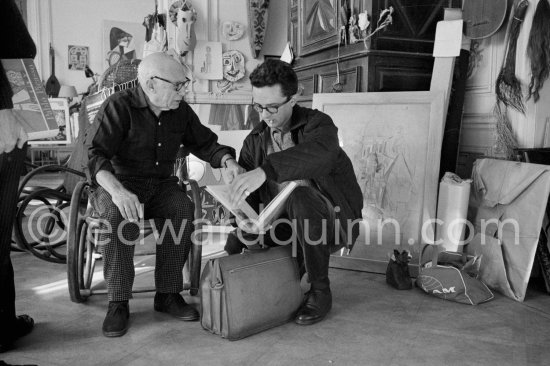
250, 105, 308, 135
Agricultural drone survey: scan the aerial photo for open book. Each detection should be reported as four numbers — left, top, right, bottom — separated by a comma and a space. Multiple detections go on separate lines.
205, 181, 298, 233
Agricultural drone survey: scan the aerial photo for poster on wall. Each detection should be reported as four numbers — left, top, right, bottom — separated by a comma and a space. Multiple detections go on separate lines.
102, 20, 144, 69
193, 41, 223, 80
1, 58, 58, 140
68, 45, 89, 71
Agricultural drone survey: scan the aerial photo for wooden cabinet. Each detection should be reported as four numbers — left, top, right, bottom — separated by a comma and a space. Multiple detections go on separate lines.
372, 0, 461, 53
289, 0, 461, 105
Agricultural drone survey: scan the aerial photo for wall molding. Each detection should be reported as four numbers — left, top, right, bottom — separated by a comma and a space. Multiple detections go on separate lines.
26, 0, 51, 79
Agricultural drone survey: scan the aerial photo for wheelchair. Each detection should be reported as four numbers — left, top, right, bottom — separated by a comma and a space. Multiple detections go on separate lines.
66, 163, 204, 303
13, 145, 87, 263
13, 59, 141, 262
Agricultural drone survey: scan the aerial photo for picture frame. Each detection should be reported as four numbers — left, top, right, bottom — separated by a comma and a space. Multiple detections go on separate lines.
194, 41, 223, 80
68, 45, 89, 71
312, 91, 446, 275
29, 98, 72, 145
102, 20, 144, 70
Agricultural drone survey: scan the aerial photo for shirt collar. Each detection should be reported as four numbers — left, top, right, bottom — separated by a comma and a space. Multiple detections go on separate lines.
128, 85, 150, 108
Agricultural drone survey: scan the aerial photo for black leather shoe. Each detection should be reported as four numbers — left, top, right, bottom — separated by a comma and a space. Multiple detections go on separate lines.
295, 288, 332, 325
154, 293, 199, 321
102, 301, 129, 337
0, 315, 34, 353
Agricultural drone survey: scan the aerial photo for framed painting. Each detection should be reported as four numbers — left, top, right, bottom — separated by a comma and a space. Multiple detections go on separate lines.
30, 98, 71, 145
102, 20, 144, 69
312, 91, 446, 275
68, 45, 89, 71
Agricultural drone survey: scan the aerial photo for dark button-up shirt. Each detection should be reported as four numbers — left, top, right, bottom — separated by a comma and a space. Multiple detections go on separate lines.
86, 85, 235, 180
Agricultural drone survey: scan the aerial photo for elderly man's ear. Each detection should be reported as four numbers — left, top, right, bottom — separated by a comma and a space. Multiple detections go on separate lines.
145, 78, 156, 93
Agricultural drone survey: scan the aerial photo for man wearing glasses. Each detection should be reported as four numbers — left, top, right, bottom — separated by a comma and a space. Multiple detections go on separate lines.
225, 59, 363, 325
86, 52, 241, 337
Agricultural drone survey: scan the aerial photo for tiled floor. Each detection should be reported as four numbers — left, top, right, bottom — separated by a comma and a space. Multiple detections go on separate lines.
2, 246, 550, 366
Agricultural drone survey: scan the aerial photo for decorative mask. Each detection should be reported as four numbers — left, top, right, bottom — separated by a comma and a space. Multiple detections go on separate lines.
222, 50, 245, 82
222, 21, 245, 41
176, 8, 197, 55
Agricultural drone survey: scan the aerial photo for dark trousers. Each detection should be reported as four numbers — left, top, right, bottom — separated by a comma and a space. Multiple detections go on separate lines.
0, 145, 27, 341
224, 186, 342, 288
91, 176, 194, 302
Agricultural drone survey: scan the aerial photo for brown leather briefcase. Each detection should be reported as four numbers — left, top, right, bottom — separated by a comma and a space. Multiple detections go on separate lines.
200, 245, 303, 340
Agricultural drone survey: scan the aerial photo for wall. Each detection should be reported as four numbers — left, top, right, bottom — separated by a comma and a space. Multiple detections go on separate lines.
458, 0, 550, 176
28, 0, 153, 95
27, 0, 287, 97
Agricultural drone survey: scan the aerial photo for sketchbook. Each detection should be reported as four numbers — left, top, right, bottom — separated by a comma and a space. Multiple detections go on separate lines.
205, 181, 298, 233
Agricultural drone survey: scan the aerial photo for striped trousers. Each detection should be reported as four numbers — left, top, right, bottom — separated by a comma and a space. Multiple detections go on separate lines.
91, 176, 194, 302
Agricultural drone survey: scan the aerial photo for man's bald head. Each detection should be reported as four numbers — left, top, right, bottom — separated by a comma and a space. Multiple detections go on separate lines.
138, 52, 191, 113
137, 52, 190, 85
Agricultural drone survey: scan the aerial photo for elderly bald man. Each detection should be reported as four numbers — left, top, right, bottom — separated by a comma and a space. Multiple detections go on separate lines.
86, 52, 241, 337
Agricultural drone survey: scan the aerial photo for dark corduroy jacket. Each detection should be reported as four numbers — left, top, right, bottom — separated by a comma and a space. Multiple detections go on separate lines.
239, 104, 363, 247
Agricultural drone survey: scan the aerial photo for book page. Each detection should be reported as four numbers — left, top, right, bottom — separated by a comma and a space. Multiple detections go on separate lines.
256, 181, 298, 230
204, 185, 258, 224
206, 181, 298, 233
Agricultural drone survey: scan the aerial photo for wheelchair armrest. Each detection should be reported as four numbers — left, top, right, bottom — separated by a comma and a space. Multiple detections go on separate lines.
18, 164, 86, 196
181, 179, 202, 222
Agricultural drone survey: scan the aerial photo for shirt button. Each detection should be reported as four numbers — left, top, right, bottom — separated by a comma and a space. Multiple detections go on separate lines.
158, 143, 162, 147
158, 122, 162, 126
155, 162, 159, 166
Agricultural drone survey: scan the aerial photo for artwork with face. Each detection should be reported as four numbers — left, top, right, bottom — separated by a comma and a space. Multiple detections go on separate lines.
102, 20, 144, 69
106, 27, 135, 66
222, 50, 245, 82
169, 0, 197, 56
176, 8, 197, 55
222, 21, 245, 41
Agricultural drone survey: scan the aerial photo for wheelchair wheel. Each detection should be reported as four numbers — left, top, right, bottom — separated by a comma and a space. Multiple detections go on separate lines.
14, 192, 69, 263
67, 181, 97, 303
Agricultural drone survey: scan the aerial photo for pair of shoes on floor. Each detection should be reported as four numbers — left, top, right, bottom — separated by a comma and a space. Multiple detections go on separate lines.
295, 288, 332, 326
154, 292, 200, 321
0, 315, 34, 353
102, 301, 130, 337
102, 293, 199, 337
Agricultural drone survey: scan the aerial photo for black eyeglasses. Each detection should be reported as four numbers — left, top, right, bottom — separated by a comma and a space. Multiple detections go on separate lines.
151, 76, 190, 92
252, 96, 292, 114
